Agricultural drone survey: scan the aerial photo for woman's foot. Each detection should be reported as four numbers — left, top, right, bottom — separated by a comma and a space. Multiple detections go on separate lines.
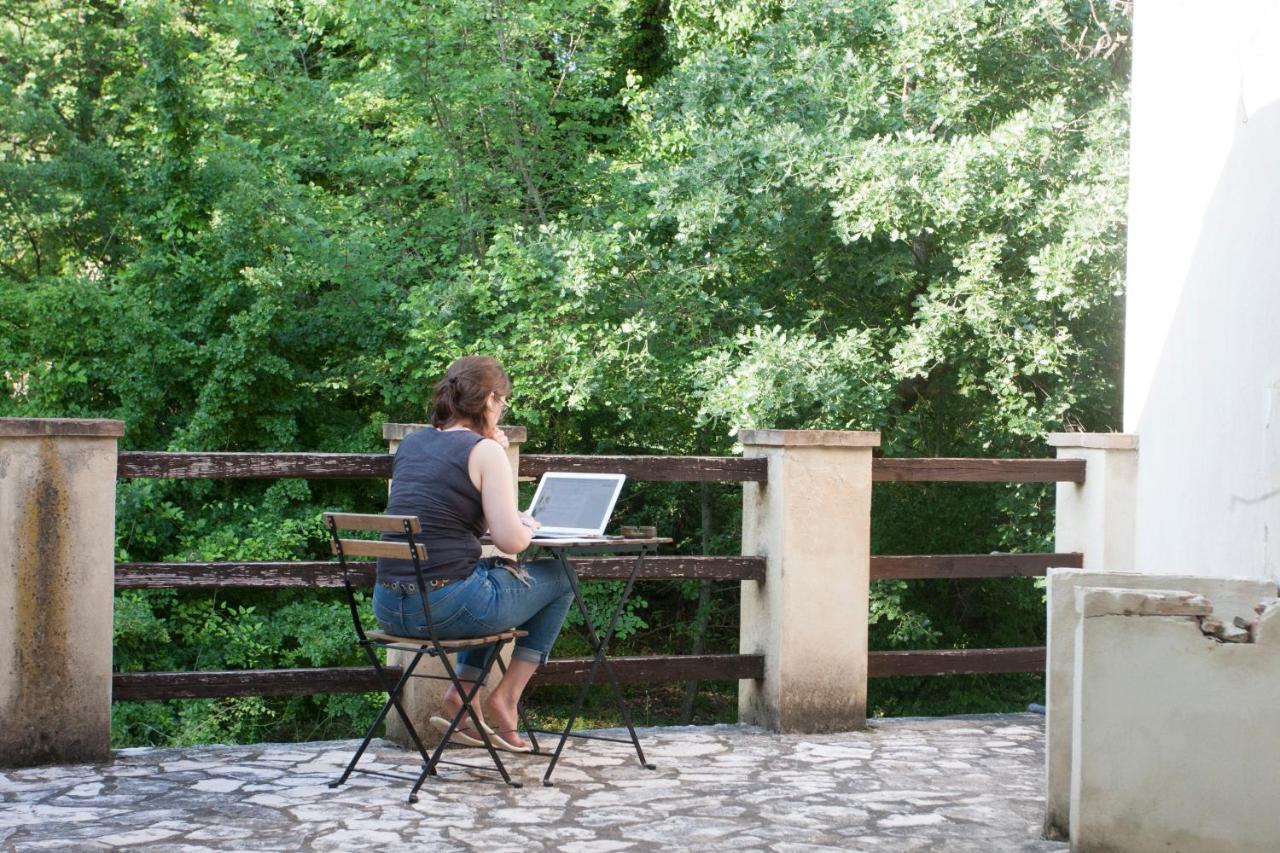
440, 686, 528, 751
442, 685, 486, 739
429, 715, 486, 747
482, 692, 528, 750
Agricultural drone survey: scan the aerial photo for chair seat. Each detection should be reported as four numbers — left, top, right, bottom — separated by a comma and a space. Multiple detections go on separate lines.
365, 629, 529, 651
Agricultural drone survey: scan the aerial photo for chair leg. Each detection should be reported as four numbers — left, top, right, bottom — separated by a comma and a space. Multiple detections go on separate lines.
384, 677, 435, 767
331, 647, 427, 789
409, 640, 521, 802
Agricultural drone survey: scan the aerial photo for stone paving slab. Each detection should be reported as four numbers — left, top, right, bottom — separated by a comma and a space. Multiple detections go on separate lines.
1, 714, 1065, 852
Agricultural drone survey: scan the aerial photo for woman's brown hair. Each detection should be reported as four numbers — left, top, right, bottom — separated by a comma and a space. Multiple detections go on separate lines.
429, 355, 512, 430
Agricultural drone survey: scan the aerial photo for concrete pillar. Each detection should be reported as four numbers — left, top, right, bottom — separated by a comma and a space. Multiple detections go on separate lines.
379, 423, 525, 748
738, 429, 880, 732
1043, 432, 1138, 838
1047, 433, 1138, 573
0, 418, 124, 767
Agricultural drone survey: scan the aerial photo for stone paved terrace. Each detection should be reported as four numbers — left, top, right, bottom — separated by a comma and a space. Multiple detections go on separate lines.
1, 714, 1066, 852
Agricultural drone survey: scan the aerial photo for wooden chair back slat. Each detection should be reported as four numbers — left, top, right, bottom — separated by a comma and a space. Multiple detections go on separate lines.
323, 512, 421, 534
331, 538, 427, 561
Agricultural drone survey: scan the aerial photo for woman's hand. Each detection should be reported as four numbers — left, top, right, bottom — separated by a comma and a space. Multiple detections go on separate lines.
487, 426, 510, 449
519, 511, 541, 531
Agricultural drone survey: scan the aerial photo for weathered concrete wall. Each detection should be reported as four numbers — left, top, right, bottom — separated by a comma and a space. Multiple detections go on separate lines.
0, 418, 123, 767
1069, 587, 1280, 853
738, 429, 879, 732
1043, 568, 1278, 839
380, 423, 524, 748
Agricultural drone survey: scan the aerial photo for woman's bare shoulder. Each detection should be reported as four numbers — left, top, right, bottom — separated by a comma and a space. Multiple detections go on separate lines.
468, 436, 508, 467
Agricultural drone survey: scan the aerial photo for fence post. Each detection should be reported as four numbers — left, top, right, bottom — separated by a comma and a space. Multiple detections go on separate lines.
1046, 433, 1138, 573
0, 418, 124, 767
1043, 431, 1138, 840
738, 429, 880, 732
379, 423, 525, 748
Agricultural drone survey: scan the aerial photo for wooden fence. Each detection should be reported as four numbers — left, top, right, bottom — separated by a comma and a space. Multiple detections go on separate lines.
111, 446, 1081, 703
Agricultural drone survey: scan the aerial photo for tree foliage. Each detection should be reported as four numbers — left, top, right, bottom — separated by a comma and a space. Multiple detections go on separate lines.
0, 0, 1131, 741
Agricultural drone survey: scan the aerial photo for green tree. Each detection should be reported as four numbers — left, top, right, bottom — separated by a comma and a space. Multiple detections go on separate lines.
0, 0, 1132, 740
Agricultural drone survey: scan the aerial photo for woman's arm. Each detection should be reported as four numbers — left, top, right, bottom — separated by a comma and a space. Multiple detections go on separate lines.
471, 438, 532, 554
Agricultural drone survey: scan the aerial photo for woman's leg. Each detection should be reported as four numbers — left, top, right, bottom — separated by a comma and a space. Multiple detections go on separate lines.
442, 647, 498, 734
507, 558, 576, 664
482, 659, 539, 747
426, 558, 573, 747
441, 650, 488, 734
481, 559, 574, 747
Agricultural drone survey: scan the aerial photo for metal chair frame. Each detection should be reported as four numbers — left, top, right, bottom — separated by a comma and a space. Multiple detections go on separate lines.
323, 512, 526, 801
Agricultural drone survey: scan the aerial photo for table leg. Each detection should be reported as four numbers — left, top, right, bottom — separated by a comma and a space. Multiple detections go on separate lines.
540, 547, 655, 786
593, 547, 653, 768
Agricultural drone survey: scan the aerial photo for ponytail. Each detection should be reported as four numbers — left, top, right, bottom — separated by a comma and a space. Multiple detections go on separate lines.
429, 356, 511, 429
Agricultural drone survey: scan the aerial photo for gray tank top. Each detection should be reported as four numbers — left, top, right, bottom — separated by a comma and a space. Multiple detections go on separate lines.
378, 428, 486, 582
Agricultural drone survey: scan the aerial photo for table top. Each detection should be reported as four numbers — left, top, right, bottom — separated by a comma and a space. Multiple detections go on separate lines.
528, 536, 672, 549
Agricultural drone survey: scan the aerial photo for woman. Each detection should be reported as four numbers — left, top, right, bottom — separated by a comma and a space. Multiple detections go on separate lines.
373, 355, 570, 752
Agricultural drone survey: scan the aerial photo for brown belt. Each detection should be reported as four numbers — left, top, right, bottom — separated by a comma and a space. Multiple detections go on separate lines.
377, 577, 460, 593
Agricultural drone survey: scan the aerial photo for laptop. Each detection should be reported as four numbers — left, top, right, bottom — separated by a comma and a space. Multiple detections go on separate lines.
526, 472, 626, 539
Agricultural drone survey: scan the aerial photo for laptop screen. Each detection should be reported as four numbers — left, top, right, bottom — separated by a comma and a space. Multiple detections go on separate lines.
529, 475, 622, 531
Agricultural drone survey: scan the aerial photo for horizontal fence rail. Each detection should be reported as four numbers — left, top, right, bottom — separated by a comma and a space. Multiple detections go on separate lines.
117, 451, 768, 483
112, 654, 765, 701
113, 561, 366, 589
867, 647, 1046, 677
873, 457, 1084, 483
870, 552, 1083, 580
113, 667, 391, 700
114, 554, 1072, 588
118, 452, 392, 479
520, 454, 768, 482
118, 451, 1083, 484
106, 656, 1047, 704
111, 648, 1042, 701
535, 653, 763, 686
114, 556, 766, 589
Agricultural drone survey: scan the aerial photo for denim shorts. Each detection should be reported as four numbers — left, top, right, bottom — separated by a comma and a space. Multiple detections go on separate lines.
371, 557, 573, 680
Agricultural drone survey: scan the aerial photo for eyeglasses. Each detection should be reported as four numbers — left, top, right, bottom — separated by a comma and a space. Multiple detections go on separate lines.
493, 393, 511, 412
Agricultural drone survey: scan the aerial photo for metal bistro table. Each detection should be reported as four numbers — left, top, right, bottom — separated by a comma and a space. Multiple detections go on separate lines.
523, 535, 671, 786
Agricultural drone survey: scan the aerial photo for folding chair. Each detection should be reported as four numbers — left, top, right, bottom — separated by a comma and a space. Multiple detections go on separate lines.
322, 512, 527, 800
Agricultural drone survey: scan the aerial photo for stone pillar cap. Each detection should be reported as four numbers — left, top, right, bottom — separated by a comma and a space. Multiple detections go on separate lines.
1047, 432, 1136, 450
0, 418, 125, 438
383, 423, 527, 443
738, 429, 880, 448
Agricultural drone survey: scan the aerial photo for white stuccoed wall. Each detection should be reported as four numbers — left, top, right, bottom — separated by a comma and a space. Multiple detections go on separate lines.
1124, 1, 1280, 580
